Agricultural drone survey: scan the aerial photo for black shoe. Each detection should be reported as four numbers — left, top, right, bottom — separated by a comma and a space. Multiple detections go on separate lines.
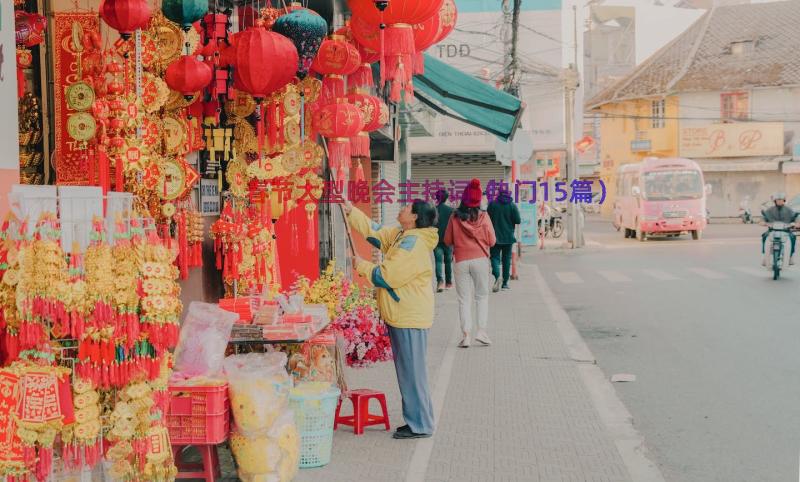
392, 429, 432, 440
394, 424, 411, 434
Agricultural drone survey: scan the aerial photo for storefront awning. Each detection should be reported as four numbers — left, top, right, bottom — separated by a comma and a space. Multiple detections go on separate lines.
413, 54, 525, 141
695, 157, 788, 172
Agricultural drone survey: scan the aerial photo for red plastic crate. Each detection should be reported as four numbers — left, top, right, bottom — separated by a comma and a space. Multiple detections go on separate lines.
167, 384, 230, 445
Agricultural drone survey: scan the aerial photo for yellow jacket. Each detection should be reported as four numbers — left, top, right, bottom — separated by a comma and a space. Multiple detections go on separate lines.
348, 207, 438, 329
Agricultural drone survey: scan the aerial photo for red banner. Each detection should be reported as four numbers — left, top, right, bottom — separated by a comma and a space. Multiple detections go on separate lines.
0, 371, 24, 471
53, 13, 99, 185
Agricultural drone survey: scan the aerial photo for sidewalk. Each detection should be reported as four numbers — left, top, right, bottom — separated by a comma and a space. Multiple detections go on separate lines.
293, 262, 663, 482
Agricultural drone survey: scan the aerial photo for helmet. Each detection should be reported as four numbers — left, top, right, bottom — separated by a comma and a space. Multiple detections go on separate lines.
772, 192, 787, 202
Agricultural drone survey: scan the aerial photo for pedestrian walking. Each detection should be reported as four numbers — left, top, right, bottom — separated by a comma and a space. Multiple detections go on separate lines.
444, 178, 497, 348
433, 190, 454, 292
487, 189, 521, 292
345, 199, 439, 440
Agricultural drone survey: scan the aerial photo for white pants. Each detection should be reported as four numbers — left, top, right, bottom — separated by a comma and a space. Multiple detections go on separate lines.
454, 258, 490, 335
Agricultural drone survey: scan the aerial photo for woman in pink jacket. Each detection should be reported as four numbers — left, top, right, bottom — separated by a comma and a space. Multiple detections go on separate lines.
444, 178, 497, 348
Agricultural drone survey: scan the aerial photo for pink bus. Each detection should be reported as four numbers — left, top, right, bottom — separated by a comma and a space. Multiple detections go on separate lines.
612, 157, 711, 241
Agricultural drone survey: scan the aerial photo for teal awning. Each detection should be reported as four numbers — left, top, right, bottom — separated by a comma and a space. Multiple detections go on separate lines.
413, 54, 524, 141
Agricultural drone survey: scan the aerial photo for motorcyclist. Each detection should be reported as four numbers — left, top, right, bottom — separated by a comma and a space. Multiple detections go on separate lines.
761, 192, 799, 264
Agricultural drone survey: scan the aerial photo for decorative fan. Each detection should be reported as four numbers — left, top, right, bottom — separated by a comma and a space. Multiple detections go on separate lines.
162, 115, 188, 154
141, 73, 170, 113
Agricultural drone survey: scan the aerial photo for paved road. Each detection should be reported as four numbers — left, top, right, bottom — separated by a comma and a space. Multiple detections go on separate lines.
529, 216, 800, 482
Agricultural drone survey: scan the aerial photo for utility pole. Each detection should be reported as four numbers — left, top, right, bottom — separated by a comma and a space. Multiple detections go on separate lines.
566, 4, 582, 248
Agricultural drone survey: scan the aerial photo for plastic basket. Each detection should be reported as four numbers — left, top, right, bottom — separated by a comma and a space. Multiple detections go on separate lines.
289, 386, 341, 468
167, 384, 230, 445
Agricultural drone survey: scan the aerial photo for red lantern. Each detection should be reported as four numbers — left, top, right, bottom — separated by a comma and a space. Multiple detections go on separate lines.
165, 55, 213, 98
337, 24, 380, 90
100, 0, 152, 40
348, 0, 443, 25
346, 91, 387, 177
414, 0, 457, 75
434, 0, 458, 44
313, 100, 364, 173
311, 35, 362, 104
229, 27, 299, 98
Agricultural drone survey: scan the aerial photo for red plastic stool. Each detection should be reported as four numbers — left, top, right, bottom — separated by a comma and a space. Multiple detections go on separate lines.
334, 389, 390, 435
173, 444, 221, 481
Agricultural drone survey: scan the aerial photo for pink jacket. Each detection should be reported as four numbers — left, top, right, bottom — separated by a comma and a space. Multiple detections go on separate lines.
443, 211, 497, 262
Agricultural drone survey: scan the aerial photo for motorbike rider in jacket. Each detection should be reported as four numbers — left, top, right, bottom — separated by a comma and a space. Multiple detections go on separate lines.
761, 192, 799, 264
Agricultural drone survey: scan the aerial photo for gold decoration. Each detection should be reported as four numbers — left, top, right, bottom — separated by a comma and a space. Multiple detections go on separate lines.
282, 146, 304, 174
301, 140, 324, 169
232, 118, 257, 155
300, 77, 322, 103
141, 73, 170, 114
226, 93, 256, 118
162, 115, 188, 154
66, 82, 95, 111
67, 112, 96, 142
282, 86, 301, 118
164, 90, 198, 111
284, 121, 301, 146
226, 158, 250, 198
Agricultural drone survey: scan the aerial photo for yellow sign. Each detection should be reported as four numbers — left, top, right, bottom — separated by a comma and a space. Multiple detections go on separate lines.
679, 122, 784, 158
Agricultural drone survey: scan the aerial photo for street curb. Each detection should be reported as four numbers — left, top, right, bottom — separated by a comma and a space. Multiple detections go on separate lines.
532, 265, 667, 482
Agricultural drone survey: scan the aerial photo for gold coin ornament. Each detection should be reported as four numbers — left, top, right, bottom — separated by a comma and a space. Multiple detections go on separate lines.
300, 77, 322, 103
67, 112, 97, 142
282, 147, 304, 174
141, 73, 170, 114
301, 140, 324, 169
162, 202, 176, 218
162, 116, 187, 154
232, 119, 257, 154
158, 157, 199, 201
284, 121, 301, 146
226, 93, 256, 118
283, 89, 301, 118
226, 158, 250, 198
66, 82, 95, 111
165, 90, 198, 111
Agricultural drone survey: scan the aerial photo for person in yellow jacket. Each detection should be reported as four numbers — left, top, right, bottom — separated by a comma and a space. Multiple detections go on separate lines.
344, 199, 438, 439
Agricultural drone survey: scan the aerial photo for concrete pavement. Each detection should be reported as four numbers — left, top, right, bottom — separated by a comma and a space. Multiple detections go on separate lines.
292, 261, 662, 482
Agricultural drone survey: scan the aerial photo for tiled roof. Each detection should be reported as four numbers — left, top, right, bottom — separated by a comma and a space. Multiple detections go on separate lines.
587, 1, 800, 108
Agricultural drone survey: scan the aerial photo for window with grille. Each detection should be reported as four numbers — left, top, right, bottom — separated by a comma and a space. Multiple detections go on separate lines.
651, 99, 665, 128
721, 92, 749, 121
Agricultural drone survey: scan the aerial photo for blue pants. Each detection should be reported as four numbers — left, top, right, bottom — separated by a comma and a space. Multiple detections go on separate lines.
387, 326, 435, 435
490, 243, 513, 284
433, 243, 453, 284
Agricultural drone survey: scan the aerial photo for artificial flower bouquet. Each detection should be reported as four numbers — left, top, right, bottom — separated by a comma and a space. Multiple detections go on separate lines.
294, 261, 392, 367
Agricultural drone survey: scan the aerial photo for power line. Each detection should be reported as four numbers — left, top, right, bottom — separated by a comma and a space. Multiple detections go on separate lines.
590, 111, 800, 122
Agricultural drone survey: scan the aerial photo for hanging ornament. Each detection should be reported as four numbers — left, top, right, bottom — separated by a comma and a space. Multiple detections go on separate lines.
412, 0, 457, 75
229, 28, 299, 99
165, 55, 212, 99
271, 8, 328, 80
100, 0, 153, 40
161, 0, 208, 31
311, 35, 362, 104
313, 100, 364, 174
337, 24, 380, 90
346, 91, 388, 162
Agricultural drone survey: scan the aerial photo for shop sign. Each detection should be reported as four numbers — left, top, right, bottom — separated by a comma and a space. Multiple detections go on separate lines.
679, 122, 784, 158
199, 178, 220, 216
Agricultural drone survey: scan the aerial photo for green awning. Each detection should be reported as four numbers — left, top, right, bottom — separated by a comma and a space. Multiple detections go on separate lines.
412, 54, 524, 141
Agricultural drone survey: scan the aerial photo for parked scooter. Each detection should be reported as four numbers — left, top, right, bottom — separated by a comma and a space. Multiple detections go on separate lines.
739, 197, 753, 224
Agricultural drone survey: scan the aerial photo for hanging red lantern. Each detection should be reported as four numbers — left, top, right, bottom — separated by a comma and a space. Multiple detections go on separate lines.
348, 0, 443, 25
313, 100, 364, 174
100, 0, 152, 40
434, 0, 458, 44
413, 0, 457, 75
346, 91, 388, 179
229, 27, 299, 98
311, 35, 362, 104
165, 55, 212, 99
337, 24, 380, 90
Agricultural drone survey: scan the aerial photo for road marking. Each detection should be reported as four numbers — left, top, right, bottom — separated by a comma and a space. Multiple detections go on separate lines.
688, 267, 728, 279
532, 265, 667, 482
555, 271, 584, 284
597, 270, 631, 283
405, 299, 461, 482
733, 266, 767, 277
642, 269, 679, 281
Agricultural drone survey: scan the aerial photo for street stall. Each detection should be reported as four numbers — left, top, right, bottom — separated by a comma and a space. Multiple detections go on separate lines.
0, 0, 457, 480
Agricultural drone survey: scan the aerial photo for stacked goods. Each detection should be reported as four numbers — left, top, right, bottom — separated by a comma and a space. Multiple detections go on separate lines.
224, 353, 300, 482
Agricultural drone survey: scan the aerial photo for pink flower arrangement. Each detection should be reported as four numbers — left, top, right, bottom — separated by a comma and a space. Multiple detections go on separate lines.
295, 261, 392, 367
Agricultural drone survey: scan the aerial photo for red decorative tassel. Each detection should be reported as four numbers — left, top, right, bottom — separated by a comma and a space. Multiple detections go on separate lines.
328, 138, 351, 174
412, 51, 425, 76
348, 64, 375, 90
355, 161, 365, 182
350, 132, 370, 159
306, 208, 316, 251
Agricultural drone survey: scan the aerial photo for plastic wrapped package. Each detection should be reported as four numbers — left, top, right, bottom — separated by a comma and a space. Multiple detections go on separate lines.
270, 411, 300, 482
230, 429, 282, 475
224, 353, 291, 432
173, 302, 238, 378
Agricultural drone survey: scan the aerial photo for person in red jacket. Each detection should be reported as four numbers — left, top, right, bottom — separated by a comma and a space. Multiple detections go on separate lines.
444, 179, 497, 348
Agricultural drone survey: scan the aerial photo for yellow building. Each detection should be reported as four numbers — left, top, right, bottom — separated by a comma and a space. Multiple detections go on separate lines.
590, 97, 680, 217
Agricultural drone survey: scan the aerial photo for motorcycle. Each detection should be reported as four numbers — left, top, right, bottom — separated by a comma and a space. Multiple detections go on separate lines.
739, 197, 753, 224
764, 221, 793, 280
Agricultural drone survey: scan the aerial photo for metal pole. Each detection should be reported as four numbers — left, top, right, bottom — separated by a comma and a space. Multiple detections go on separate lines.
565, 73, 577, 248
